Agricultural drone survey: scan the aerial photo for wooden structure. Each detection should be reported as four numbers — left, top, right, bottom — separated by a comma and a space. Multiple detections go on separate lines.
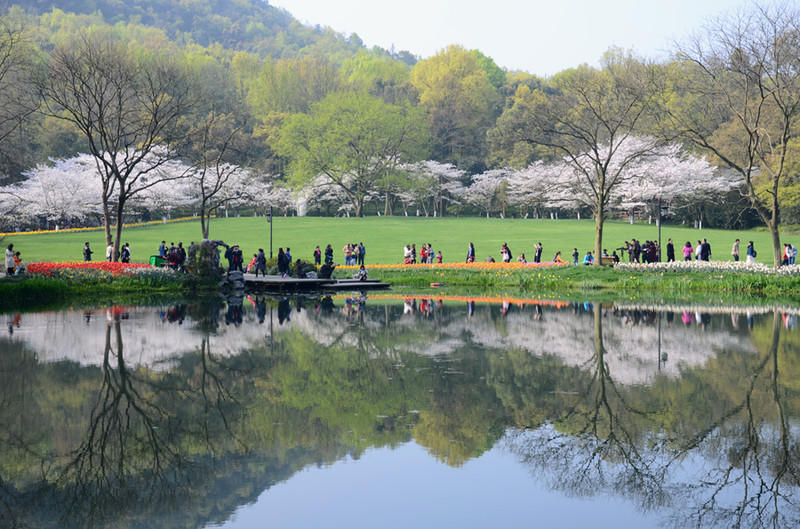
244, 275, 390, 293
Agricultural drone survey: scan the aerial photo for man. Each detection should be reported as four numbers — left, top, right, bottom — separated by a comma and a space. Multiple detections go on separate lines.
83, 242, 93, 261
232, 244, 243, 271
731, 239, 740, 262
358, 242, 365, 265
176, 242, 187, 271
666, 238, 675, 262
699, 238, 712, 261
159, 241, 167, 258
791, 244, 798, 265
106, 240, 114, 262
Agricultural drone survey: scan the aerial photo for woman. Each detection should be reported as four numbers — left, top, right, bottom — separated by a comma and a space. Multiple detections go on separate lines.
255, 249, 267, 277
5, 243, 14, 275
553, 251, 565, 264
682, 241, 694, 261
277, 248, 288, 278
747, 241, 757, 264
516, 253, 527, 263
246, 253, 258, 273
466, 242, 475, 263
324, 244, 334, 265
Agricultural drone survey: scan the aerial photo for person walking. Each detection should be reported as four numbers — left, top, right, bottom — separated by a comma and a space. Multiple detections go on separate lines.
120, 243, 131, 263
699, 238, 712, 261
277, 248, 288, 278
666, 238, 675, 262
682, 241, 693, 261
746, 241, 757, 264
466, 243, 475, 263
83, 242, 93, 261
5, 244, 14, 275
255, 248, 267, 277
731, 239, 740, 262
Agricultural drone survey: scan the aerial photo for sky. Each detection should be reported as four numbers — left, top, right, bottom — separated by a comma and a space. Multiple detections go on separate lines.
269, 0, 753, 76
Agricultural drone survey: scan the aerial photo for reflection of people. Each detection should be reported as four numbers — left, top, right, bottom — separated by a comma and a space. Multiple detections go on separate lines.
319, 295, 335, 313
278, 297, 291, 324
256, 297, 266, 323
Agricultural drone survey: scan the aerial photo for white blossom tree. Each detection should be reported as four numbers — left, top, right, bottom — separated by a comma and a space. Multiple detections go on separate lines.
507, 161, 569, 218
463, 169, 510, 218
407, 160, 465, 216
8, 155, 104, 228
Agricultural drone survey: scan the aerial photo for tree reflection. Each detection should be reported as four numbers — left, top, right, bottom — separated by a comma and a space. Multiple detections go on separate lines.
674, 311, 800, 529
506, 306, 800, 528
507, 303, 671, 511
52, 310, 249, 527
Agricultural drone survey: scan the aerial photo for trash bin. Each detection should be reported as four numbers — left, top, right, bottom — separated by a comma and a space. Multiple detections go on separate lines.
149, 255, 166, 267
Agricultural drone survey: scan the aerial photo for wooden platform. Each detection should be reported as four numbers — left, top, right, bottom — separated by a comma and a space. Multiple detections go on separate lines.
244, 275, 389, 292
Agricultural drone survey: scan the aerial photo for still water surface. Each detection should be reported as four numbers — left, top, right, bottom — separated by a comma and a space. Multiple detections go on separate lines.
2, 294, 799, 528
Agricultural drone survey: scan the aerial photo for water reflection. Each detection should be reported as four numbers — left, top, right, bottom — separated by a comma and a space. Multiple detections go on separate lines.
1, 294, 800, 528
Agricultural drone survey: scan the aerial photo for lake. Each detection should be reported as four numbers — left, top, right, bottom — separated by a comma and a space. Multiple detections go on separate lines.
1, 293, 799, 528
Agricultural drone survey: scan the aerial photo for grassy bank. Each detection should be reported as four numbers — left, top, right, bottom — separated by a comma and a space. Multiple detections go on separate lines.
334, 261, 800, 296
2, 216, 796, 266
0, 265, 208, 308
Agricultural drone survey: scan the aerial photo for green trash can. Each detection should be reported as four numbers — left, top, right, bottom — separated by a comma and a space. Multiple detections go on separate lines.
149, 255, 166, 267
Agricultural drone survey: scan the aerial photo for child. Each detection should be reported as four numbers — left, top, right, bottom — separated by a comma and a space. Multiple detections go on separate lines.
437, 251, 443, 264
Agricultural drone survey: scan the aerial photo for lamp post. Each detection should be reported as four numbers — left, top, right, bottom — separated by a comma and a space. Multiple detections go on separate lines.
267, 206, 273, 258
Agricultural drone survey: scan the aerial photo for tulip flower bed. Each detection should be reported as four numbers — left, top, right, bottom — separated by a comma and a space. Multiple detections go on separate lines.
27, 261, 156, 278
8, 260, 193, 298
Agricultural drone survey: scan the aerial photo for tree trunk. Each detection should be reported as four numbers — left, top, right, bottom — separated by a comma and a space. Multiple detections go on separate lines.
593, 202, 604, 267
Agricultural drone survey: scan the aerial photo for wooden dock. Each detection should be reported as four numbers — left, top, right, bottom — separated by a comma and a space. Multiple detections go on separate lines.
244, 275, 390, 292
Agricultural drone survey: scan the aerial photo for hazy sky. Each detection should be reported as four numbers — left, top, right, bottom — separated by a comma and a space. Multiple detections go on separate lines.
269, 0, 752, 75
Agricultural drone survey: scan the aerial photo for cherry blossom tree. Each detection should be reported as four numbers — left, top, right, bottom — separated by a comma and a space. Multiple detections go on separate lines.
491, 51, 662, 263
507, 161, 568, 218
36, 32, 196, 260
463, 169, 510, 218
3, 155, 104, 228
406, 161, 466, 216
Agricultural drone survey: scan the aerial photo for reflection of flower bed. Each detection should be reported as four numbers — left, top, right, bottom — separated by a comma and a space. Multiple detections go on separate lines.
28, 261, 157, 279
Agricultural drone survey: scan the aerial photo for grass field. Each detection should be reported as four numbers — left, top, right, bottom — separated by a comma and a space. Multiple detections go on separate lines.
1, 216, 794, 266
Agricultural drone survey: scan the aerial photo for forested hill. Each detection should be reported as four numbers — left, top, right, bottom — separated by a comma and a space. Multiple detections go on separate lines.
11, 0, 373, 59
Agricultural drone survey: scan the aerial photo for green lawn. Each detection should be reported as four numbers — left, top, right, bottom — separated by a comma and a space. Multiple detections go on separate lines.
1, 216, 793, 266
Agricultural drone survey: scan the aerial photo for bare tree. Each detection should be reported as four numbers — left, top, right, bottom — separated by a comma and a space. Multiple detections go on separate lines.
0, 10, 37, 176
35, 31, 196, 260
669, 2, 800, 267
491, 50, 662, 264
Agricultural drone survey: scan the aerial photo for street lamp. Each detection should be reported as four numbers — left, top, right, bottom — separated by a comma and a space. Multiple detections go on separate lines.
267, 205, 273, 258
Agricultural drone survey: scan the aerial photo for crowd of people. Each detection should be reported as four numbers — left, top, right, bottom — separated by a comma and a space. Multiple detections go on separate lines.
6, 233, 800, 281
